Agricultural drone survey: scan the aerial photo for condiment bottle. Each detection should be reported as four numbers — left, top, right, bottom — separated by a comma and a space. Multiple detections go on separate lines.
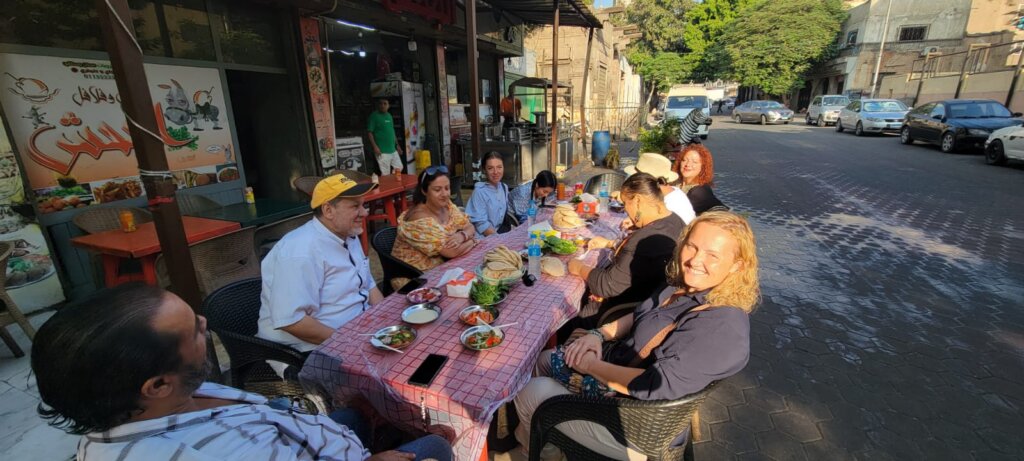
119, 209, 136, 232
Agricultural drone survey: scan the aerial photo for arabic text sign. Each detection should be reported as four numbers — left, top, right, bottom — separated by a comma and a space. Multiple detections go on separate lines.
0, 54, 236, 207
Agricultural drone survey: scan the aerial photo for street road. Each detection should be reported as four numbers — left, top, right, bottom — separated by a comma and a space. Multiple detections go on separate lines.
689, 115, 1024, 460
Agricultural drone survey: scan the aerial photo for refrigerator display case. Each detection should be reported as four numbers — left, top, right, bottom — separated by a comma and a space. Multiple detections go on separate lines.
370, 81, 426, 174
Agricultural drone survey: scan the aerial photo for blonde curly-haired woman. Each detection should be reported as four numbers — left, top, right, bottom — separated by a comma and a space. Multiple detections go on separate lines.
515, 211, 760, 460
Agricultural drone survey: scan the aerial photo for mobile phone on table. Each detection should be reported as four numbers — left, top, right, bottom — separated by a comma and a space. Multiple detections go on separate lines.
397, 277, 428, 294
408, 354, 448, 387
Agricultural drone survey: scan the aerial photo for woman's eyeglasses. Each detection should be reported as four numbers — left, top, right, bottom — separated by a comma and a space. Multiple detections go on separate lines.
424, 165, 449, 175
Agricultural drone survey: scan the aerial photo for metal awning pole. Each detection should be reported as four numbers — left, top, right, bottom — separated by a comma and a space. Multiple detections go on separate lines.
95, 0, 201, 309
580, 27, 594, 159
467, 0, 482, 166
549, 2, 560, 171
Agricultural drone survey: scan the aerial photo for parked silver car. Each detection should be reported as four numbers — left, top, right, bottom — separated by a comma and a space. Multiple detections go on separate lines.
733, 100, 794, 125
806, 94, 850, 126
835, 99, 909, 136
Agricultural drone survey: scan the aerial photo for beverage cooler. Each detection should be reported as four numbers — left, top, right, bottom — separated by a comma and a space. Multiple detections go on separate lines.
370, 81, 426, 174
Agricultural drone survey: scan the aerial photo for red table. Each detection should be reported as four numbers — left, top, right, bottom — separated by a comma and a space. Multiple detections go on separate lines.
300, 210, 625, 460
360, 174, 418, 252
71, 216, 241, 287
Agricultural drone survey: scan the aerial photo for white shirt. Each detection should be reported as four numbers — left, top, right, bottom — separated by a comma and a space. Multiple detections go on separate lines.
664, 187, 696, 224
78, 383, 368, 461
257, 218, 376, 352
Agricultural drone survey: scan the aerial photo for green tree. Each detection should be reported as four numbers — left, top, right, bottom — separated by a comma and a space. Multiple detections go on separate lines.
681, 0, 760, 80
719, 0, 846, 100
628, 48, 689, 107
615, 0, 697, 52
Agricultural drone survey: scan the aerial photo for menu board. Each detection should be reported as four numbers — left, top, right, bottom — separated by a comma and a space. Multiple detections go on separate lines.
0, 53, 239, 214
0, 115, 64, 312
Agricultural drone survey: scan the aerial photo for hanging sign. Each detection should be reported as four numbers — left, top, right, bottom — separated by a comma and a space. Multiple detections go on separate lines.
299, 17, 336, 170
383, 0, 456, 25
0, 53, 238, 214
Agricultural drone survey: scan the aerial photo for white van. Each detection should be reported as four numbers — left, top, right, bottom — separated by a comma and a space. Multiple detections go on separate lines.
665, 86, 712, 139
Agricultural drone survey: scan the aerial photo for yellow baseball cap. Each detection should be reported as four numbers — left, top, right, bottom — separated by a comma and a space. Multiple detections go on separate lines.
310, 173, 378, 209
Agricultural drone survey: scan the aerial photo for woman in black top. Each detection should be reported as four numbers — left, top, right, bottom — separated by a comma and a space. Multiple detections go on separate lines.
515, 211, 759, 459
673, 143, 726, 214
563, 173, 686, 336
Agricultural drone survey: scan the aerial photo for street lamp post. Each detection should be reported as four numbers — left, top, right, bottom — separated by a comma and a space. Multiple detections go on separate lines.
869, 0, 894, 99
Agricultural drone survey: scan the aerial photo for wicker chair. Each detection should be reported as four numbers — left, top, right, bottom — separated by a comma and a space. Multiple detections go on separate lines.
584, 172, 627, 196
176, 193, 222, 216
528, 381, 718, 461
293, 176, 323, 196
370, 227, 422, 296
0, 242, 36, 357
71, 206, 153, 234
254, 212, 313, 259
201, 278, 315, 406
155, 227, 260, 299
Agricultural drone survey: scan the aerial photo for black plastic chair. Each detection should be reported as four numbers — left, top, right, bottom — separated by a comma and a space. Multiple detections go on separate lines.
528, 382, 718, 461
584, 172, 627, 196
201, 278, 310, 401
450, 175, 465, 207
371, 227, 423, 296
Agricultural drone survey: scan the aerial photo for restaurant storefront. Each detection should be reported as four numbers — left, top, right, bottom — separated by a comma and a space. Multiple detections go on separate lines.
0, 0, 528, 302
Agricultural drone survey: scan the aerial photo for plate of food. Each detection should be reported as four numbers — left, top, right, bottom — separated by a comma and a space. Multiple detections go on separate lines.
461, 325, 505, 351
370, 325, 417, 351
406, 287, 443, 304
217, 167, 240, 182
469, 281, 509, 306
459, 305, 499, 326
552, 204, 586, 231
401, 303, 441, 325
6, 254, 55, 289
477, 245, 524, 284
543, 236, 578, 255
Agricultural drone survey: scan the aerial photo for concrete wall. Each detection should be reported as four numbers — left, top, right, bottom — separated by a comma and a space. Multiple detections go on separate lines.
855, 0, 971, 44
1010, 85, 1024, 114
878, 74, 921, 104
917, 75, 961, 103
960, 70, 1015, 101
967, 0, 1024, 41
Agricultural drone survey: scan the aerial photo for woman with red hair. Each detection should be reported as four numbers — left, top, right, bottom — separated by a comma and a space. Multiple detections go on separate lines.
673, 143, 727, 215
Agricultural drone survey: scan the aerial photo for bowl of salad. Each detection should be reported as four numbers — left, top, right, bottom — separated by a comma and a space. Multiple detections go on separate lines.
543, 236, 578, 255
460, 325, 505, 351
370, 325, 417, 351
469, 281, 509, 306
459, 305, 499, 326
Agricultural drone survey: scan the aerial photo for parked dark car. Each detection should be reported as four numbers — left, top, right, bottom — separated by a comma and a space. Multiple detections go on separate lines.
900, 99, 1023, 153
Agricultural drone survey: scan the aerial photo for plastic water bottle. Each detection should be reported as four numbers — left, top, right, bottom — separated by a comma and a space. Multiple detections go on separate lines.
527, 199, 538, 228
598, 180, 610, 213
528, 232, 543, 277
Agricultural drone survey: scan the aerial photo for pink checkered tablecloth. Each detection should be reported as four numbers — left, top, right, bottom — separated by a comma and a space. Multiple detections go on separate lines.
300, 209, 625, 460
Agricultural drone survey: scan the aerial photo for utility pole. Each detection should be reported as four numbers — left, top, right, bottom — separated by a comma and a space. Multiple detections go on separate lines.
869, 0, 894, 99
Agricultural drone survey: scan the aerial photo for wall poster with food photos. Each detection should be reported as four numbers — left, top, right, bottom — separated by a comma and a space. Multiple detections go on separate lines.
299, 17, 336, 170
0, 114, 64, 312
0, 53, 240, 214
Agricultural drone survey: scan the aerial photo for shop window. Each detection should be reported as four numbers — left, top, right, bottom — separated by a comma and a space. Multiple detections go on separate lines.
898, 26, 927, 42
209, 0, 284, 68
128, 0, 215, 61
0, 0, 103, 51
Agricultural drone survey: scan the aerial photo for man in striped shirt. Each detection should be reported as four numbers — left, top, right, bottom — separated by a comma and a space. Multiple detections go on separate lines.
31, 283, 451, 461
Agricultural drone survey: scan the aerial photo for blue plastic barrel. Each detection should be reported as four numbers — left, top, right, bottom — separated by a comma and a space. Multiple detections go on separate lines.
592, 131, 611, 165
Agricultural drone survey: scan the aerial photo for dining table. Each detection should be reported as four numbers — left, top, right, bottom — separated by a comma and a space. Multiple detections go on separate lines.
184, 198, 310, 228
300, 208, 625, 461
359, 173, 419, 252
70, 216, 241, 287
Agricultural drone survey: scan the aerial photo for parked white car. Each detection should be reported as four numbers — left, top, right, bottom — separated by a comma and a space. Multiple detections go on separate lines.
985, 125, 1024, 166
835, 99, 909, 136
806, 94, 850, 126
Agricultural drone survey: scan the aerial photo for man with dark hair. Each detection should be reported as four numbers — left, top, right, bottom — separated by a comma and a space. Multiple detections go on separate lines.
259, 173, 384, 359
32, 283, 452, 461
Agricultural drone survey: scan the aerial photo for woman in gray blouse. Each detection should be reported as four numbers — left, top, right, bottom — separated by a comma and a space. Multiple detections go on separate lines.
516, 211, 760, 460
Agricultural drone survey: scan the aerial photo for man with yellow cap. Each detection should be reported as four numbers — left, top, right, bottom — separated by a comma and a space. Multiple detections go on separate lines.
257, 174, 383, 361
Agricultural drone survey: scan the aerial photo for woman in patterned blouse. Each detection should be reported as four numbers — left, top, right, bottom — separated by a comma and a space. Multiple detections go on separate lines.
391, 166, 477, 290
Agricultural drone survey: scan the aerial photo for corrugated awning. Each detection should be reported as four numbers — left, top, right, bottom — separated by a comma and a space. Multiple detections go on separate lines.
484, 0, 602, 29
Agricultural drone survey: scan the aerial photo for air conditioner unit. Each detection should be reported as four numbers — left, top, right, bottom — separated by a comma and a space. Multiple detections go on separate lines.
920, 46, 940, 56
